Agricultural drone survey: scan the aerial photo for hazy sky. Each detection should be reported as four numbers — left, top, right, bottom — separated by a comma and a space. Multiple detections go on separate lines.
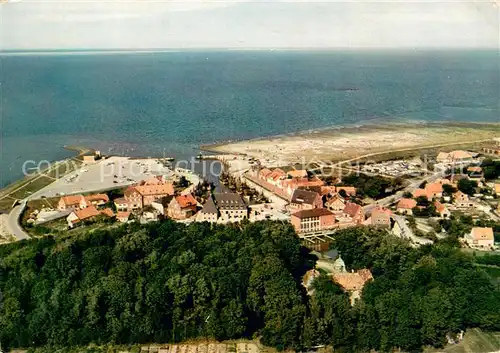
1, 0, 499, 49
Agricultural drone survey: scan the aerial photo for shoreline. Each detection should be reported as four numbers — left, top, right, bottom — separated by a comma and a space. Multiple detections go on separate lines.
201, 120, 500, 163
200, 120, 500, 151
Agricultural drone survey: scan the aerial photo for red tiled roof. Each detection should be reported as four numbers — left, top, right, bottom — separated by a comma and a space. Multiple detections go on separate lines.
176, 194, 197, 209
116, 211, 131, 219
425, 183, 443, 194
470, 227, 494, 241
343, 202, 362, 218
85, 193, 109, 203
292, 208, 333, 219
99, 208, 115, 218
397, 198, 417, 209
61, 195, 82, 206
332, 269, 373, 291
413, 189, 429, 199
135, 183, 174, 196
74, 206, 100, 221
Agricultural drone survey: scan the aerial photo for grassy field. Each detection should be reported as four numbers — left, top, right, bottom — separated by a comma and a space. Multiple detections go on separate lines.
426, 328, 500, 353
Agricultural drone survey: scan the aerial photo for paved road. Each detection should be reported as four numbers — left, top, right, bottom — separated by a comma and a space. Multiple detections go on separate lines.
363, 169, 446, 213
6, 202, 30, 241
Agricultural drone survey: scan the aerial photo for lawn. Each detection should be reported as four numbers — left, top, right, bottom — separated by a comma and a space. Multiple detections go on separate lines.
426, 328, 500, 353
9, 175, 55, 200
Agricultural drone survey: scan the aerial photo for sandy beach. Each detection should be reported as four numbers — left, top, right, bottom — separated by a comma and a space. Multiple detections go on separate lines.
202, 122, 500, 164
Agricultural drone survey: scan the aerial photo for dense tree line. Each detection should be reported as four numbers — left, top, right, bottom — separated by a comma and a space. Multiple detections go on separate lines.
340, 174, 403, 199
0, 222, 499, 352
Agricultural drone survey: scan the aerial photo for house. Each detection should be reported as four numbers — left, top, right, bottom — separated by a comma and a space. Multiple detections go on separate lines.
281, 176, 325, 196
425, 183, 443, 199
465, 227, 494, 249
335, 186, 357, 197
370, 206, 392, 227
125, 183, 175, 209
151, 195, 174, 216
413, 188, 429, 199
454, 191, 474, 208
116, 211, 131, 223
167, 194, 198, 220
58, 195, 83, 211
66, 206, 114, 227
397, 198, 417, 215
413, 183, 443, 200
80, 194, 109, 209
197, 195, 219, 223
342, 202, 365, 224
325, 194, 345, 212
267, 168, 286, 185
258, 168, 273, 180
434, 201, 451, 218
287, 169, 308, 179
214, 192, 247, 222
290, 189, 323, 212
291, 208, 336, 233
494, 184, 500, 196
332, 269, 373, 305
114, 197, 128, 211
436, 150, 474, 164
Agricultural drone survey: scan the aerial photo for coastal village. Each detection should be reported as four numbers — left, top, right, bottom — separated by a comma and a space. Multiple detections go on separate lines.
0, 131, 499, 353
0, 137, 498, 304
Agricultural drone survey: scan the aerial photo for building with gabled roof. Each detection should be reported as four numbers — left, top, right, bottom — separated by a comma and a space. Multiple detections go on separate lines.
332, 269, 373, 305
197, 195, 219, 223
370, 206, 392, 227
397, 198, 417, 215
342, 202, 365, 224
168, 194, 198, 220
214, 192, 247, 223
290, 189, 322, 212
325, 193, 345, 212
465, 227, 494, 249
66, 206, 114, 228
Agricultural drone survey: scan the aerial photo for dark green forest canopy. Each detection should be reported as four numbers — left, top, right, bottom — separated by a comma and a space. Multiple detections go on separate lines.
0, 221, 499, 353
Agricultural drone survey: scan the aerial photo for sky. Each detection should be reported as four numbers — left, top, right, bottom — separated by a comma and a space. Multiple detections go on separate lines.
1, 0, 499, 49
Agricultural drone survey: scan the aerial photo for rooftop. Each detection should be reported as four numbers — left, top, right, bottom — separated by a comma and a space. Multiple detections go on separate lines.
291, 189, 320, 205
292, 208, 333, 219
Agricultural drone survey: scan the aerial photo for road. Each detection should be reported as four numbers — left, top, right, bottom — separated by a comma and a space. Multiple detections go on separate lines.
363, 168, 446, 213
5, 202, 30, 241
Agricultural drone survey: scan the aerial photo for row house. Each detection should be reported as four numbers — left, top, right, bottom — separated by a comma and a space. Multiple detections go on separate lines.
281, 176, 325, 196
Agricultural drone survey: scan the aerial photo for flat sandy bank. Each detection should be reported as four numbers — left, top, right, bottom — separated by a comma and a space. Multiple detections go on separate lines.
201, 122, 500, 164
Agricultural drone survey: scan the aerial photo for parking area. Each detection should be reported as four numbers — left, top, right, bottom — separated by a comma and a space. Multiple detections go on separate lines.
28, 156, 174, 200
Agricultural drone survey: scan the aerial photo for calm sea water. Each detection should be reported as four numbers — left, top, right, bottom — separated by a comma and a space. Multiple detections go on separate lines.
1, 50, 499, 186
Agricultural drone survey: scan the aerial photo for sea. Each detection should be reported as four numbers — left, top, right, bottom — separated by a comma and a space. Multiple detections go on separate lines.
1, 49, 499, 187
